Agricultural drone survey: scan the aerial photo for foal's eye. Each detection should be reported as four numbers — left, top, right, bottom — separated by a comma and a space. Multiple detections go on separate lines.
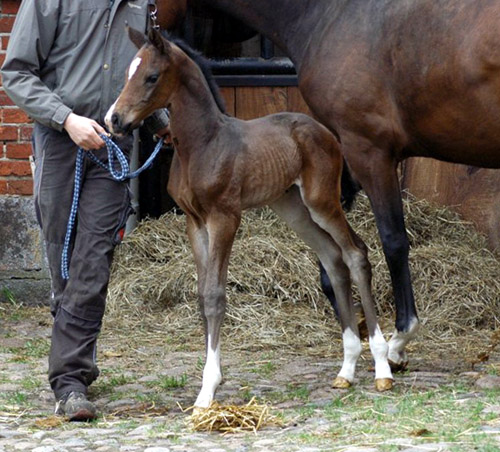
146, 74, 159, 84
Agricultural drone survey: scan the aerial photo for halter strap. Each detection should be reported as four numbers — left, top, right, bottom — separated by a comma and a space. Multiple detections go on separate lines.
148, 0, 159, 30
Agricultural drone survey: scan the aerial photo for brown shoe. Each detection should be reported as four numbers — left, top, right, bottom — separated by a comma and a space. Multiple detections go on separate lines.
55, 391, 97, 421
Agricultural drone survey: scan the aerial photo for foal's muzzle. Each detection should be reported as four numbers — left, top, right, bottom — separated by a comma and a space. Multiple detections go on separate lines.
110, 113, 132, 136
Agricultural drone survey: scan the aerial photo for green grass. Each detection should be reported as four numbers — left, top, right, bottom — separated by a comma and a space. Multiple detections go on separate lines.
89, 372, 136, 397
156, 374, 188, 390
278, 384, 500, 451
19, 376, 43, 391
108, 374, 135, 387
1, 391, 29, 406
248, 361, 277, 377
266, 383, 311, 404
23, 339, 50, 358
1, 287, 16, 305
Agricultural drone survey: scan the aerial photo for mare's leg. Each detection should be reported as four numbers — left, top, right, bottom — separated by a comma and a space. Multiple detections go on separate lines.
191, 211, 240, 408
271, 187, 377, 388
344, 141, 419, 371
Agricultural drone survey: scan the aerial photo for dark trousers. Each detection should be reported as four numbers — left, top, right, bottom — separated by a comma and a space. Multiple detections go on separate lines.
32, 123, 132, 399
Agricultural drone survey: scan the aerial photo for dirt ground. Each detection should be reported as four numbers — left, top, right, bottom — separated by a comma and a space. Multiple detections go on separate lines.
1, 304, 500, 452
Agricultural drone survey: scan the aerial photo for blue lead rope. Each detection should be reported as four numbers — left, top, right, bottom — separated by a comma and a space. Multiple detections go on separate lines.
61, 134, 164, 280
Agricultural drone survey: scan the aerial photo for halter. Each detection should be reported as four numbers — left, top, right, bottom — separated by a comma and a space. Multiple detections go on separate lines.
148, 0, 160, 30
61, 135, 164, 280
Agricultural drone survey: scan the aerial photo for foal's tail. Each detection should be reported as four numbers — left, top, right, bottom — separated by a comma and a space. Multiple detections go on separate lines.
340, 160, 361, 211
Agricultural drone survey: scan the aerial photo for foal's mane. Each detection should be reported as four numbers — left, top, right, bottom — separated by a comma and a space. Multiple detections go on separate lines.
161, 31, 227, 115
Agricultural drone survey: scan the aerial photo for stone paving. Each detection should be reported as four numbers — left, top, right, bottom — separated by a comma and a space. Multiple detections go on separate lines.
1, 308, 499, 452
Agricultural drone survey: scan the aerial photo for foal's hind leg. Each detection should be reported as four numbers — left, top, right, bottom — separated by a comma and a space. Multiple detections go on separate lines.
297, 172, 393, 390
271, 187, 364, 388
188, 211, 240, 408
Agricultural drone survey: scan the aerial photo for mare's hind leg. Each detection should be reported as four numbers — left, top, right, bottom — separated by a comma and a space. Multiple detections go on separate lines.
297, 171, 393, 390
188, 211, 241, 408
343, 137, 419, 371
271, 187, 364, 388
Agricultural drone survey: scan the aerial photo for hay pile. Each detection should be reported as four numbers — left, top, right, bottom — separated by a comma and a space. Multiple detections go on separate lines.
187, 398, 283, 433
107, 193, 500, 350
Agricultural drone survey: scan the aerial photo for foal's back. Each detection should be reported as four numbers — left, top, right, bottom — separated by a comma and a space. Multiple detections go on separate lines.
218, 112, 341, 210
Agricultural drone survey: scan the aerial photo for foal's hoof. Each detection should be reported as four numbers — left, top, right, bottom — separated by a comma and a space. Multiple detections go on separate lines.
388, 359, 409, 373
375, 378, 394, 392
332, 376, 352, 389
191, 406, 209, 418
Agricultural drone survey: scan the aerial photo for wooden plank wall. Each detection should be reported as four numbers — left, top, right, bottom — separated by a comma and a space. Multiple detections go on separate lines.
219, 86, 500, 251
402, 159, 500, 251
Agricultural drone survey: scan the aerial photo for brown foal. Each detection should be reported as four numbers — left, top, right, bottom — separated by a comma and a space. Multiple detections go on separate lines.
105, 27, 393, 408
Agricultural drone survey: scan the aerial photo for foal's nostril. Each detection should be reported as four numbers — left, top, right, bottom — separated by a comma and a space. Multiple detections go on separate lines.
111, 113, 120, 127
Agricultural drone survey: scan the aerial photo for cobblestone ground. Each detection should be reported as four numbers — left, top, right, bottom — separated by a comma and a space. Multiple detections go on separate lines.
1, 307, 499, 452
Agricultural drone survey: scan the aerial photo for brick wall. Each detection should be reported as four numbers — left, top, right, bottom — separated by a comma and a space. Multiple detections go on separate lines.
0, 0, 34, 196
0, 1, 48, 305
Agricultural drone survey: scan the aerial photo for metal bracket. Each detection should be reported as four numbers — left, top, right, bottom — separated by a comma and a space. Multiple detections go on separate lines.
148, 0, 159, 30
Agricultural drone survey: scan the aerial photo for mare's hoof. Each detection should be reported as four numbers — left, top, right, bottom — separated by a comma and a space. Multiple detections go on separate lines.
388, 359, 409, 373
332, 376, 352, 389
375, 378, 394, 392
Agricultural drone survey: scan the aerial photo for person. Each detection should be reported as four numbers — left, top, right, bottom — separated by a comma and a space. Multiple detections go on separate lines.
1, 0, 170, 421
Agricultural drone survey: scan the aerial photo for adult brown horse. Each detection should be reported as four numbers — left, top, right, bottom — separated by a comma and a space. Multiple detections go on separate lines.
106, 27, 394, 407
157, 0, 500, 370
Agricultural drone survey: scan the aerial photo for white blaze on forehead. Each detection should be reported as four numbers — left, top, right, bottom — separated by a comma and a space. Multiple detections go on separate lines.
128, 57, 142, 80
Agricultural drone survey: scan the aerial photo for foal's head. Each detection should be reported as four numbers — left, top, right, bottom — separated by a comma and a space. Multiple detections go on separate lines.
105, 27, 182, 135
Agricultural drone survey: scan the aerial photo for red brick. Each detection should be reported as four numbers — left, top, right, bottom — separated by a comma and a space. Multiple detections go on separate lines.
0, 160, 31, 177
0, 179, 33, 196
0, 90, 15, 107
6, 142, 32, 159
20, 126, 33, 141
2, 1, 21, 15
1, 37, 9, 50
0, 18, 15, 33
0, 125, 18, 140
3, 108, 31, 124
0, 54, 5, 68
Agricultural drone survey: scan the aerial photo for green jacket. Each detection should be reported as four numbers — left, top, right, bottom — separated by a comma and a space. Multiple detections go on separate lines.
1, 0, 168, 132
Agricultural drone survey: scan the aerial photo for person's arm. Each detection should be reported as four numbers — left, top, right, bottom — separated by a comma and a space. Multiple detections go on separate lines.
1, 0, 71, 131
1, 0, 106, 149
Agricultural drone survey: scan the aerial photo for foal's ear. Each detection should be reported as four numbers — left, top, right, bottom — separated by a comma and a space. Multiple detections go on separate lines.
128, 25, 147, 49
148, 27, 172, 56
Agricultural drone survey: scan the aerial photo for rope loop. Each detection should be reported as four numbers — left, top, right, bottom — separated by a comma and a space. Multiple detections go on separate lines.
61, 134, 164, 280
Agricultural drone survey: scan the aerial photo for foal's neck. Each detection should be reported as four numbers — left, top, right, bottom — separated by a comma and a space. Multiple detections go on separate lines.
168, 57, 224, 156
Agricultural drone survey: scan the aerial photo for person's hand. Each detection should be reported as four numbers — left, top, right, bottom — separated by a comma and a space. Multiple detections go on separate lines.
155, 125, 172, 145
64, 113, 107, 150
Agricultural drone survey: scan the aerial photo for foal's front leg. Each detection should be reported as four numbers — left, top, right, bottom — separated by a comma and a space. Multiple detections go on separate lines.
190, 211, 240, 408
